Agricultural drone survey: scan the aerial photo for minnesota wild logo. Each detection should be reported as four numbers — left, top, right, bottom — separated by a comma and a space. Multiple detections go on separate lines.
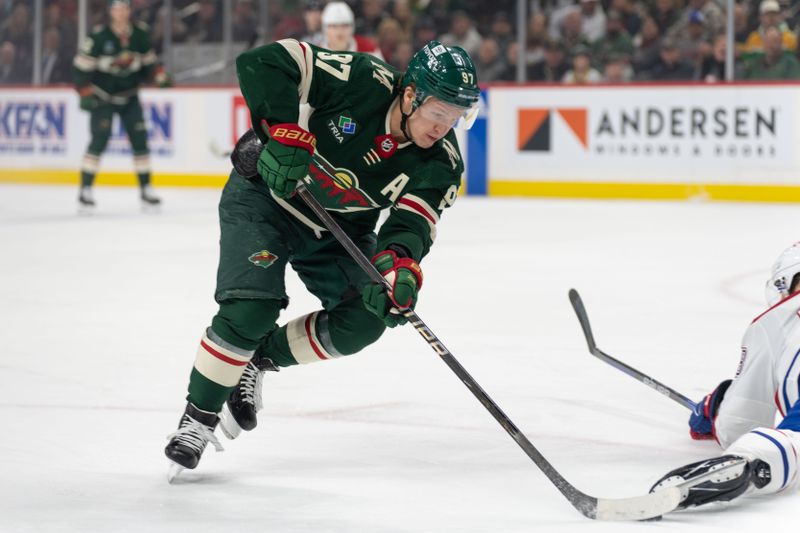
248, 250, 279, 268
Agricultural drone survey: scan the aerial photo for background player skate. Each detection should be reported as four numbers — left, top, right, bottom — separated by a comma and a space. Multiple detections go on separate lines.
650, 242, 800, 509
72, 0, 171, 209
164, 39, 480, 477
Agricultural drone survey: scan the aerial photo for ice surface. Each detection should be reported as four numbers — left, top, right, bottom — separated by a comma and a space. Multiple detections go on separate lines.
1, 184, 796, 532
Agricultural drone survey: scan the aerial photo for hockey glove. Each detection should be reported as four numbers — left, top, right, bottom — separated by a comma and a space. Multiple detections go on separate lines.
362, 249, 423, 328
77, 86, 97, 111
257, 123, 316, 198
689, 379, 732, 440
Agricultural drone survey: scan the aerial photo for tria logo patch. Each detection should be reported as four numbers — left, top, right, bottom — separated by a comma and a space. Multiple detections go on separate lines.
374, 134, 397, 158
338, 115, 356, 135
248, 250, 279, 268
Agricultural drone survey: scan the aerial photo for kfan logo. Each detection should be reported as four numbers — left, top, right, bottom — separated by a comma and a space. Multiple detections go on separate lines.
518, 108, 588, 152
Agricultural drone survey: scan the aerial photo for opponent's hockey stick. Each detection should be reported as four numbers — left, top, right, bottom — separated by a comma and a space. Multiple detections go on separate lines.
294, 180, 681, 520
568, 289, 696, 411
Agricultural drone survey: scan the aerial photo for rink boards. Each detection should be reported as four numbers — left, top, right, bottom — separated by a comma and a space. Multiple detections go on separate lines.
2, 83, 800, 201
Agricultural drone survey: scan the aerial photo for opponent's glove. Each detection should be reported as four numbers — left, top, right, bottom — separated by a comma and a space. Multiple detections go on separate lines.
688, 379, 732, 440
362, 249, 423, 328
257, 123, 316, 198
77, 86, 97, 111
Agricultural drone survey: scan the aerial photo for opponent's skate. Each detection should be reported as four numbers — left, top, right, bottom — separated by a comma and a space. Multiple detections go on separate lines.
219, 355, 279, 439
164, 402, 223, 482
650, 454, 770, 509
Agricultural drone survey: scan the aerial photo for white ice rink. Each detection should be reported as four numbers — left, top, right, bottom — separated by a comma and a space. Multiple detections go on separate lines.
1, 183, 797, 532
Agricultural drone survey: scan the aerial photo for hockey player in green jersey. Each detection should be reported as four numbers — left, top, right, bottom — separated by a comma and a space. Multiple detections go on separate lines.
72, 0, 171, 209
164, 39, 480, 477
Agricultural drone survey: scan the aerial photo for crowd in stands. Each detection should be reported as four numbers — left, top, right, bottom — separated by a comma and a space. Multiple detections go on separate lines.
3, 0, 800, 85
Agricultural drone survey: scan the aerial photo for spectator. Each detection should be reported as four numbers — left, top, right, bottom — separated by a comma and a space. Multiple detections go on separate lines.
391, 0, 415, 40
734, 3, 750, 57
579, 0, 607, 43
321, 2, 382, 58
439, 9, 483, 57
392, 39, 413, 70
681, 0, 725, 38
301, 0, 324, 45
45, 2, 77, 59
648, 37, 695, 79
743, 0, 797, 55
376, 17, 402, 63
697, 33, 741, 82
499, 40, 522, 80
603, 52, 632, 82
358, 0, 387, 37
526, 12, 548, 64
475, 36, 506, 82
632, 16, 662, 75
232, 0, 259, 42
743, 25, 800, 79
593, 9, 634, 65
492, 12, 515, 54
667, 10, 713, 65
529, 38, 570, 81
0, 40, 28, 84
186, 0, 223, 42
649, 0, 680, 35
413, 16, 438, 51
560, 9, 589, 51
151, 4, 189, 50
1, 2, 33, 65
609, 0, 641, 38
562, 45, 602, 83
41, 27, 71, 84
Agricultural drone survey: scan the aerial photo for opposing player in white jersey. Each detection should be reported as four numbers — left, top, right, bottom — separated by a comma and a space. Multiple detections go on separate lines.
651, 243, 800, 509
320, 2, 383, 60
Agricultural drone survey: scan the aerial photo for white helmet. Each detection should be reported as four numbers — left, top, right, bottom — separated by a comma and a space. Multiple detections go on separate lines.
322, 1, 354, 27
765, 242, 800, 306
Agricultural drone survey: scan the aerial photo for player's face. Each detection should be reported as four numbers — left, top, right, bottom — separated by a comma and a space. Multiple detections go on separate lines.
109, 3, 131, 25
325, 23, 353, 50
408, 97, 464, 148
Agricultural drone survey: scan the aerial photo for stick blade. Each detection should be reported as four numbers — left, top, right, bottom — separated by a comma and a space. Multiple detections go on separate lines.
594, 487, 682, 521
568, 288, 597, 351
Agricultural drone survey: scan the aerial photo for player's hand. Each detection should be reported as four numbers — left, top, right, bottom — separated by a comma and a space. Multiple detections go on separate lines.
153, 66, 173, 88
362, 250, 423, 328
257, 123, 316, 198
689, 379, 732, 440
77, 86, 97, 111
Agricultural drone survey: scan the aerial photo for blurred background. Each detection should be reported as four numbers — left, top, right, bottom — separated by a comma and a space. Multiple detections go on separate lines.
5, 0, 799, 86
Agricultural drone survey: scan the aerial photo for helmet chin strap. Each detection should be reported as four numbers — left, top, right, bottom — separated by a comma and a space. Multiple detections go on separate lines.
399, 97, 418, 145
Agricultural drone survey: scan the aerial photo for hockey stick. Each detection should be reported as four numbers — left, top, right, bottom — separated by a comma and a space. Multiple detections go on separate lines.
568, 289, 696, 410
294, 179, 681, 520
173, 32, 261, 82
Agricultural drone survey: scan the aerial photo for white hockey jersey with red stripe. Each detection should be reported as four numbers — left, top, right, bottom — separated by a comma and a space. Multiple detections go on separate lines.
715, 291, 800, 447
321, 35, 384, 60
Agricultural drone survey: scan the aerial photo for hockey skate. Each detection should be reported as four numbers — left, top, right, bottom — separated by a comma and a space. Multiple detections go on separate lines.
164, 402, 223, 482
140, 185, 162, 211
219, 355, 279, 439
650, 454, 770, 510
78, 186, 95, 213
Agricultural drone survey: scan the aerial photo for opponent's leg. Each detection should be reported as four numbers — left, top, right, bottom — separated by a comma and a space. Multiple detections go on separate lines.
79, 104, 113, 208
651, 427, 798, 509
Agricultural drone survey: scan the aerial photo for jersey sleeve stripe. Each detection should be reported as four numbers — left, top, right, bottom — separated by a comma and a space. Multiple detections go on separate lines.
398, 195, 439, 225
73, 54, 97, 71
141, 50, 157, 66
277, 39, 313, 105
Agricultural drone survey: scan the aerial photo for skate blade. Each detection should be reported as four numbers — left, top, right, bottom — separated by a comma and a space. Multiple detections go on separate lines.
218, 405, 243, 440
167, 462, 185, 484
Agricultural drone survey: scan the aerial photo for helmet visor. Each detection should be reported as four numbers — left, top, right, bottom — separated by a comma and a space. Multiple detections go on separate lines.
418, 97, 479, 131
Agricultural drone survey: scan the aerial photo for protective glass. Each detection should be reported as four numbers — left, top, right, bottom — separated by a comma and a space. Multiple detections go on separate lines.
417, 97, 479, 131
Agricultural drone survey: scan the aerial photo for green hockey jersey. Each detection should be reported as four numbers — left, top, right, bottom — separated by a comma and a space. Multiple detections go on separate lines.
236, 39, 465, 262
73, 22, 157, 98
